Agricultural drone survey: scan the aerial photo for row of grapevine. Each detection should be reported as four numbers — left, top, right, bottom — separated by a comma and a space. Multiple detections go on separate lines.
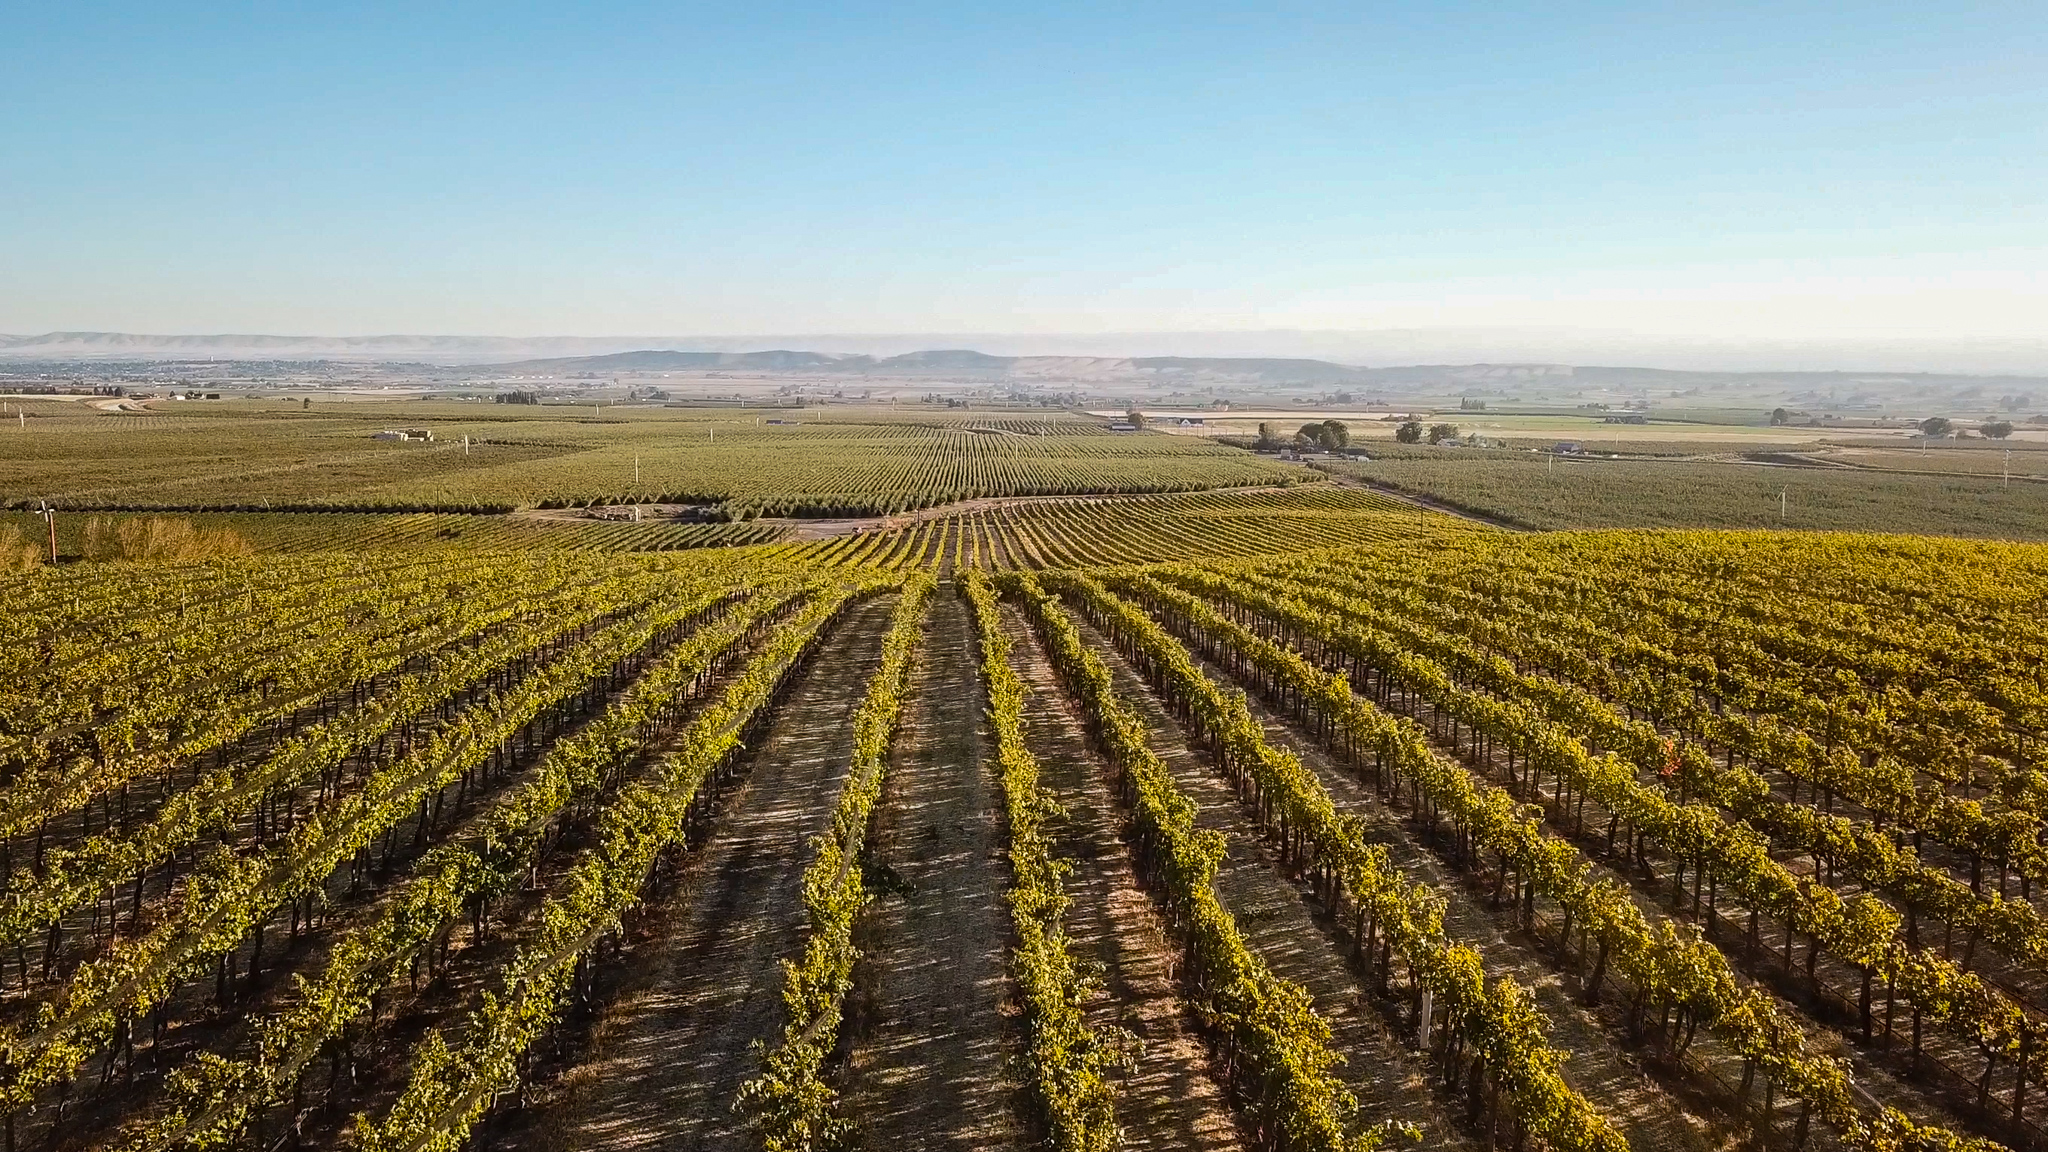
1508, 535, 2047, 721
1201, 561, 2048, 1115
9, 553, 487, 725
1118, 567, 2002, 1151
1044, 571, 1621, 1152
1387, 545, 2045, 790
960, 570, 1124, 1151
793, 485, 1478, 572
0, 577, 739, 1120
1260, 561, 2048, 977
2, 556, 363, 663
1311, 557, 2048, 888
1, 557, 595, 847
1005, 571, 1412, 1152
347, 579, 890, 1152
1, 553, 440, 658
738, 573, 935, 1147
0, 567, 666, 971
121, 579, 815, 1151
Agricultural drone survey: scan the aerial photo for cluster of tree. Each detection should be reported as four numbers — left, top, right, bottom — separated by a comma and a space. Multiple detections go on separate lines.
1298, 420, 1349, 450
1394, 421, 1461, 445
1919, 416, 2016, 439
1257, 420, 1351, 451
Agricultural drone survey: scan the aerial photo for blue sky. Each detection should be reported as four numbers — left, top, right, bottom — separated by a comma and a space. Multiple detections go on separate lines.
3, 1, 2043, 339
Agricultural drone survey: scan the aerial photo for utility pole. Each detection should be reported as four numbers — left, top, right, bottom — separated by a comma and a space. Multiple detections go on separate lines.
1780, 487, 1788, 523
634, 455, 640, 485
2005, 449, 2012, 489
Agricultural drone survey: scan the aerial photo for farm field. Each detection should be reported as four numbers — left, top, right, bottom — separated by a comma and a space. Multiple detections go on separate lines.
1181, 412, 1856, 449
1797, 443, 2048, 480
1318, 452, 2048, 539
0, 510, 785, 557
3, 485, 1460, 565
0, 401, 1299, 516
6, 524, 2047, 1152
785, 485, 1485, 569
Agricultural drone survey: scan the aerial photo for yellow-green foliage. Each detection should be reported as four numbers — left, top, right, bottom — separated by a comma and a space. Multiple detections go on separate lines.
963, 570, 1127, 1150
738, 574, 934, 1150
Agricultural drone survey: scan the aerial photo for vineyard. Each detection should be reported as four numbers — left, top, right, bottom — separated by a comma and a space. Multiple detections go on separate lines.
0, 511, 784, 559
783, 486, 1481, 569
6, 522, 2048, 1152
5, 486, 1469, 567
1, 404, 1296, 517
1316, 452, 2048, 540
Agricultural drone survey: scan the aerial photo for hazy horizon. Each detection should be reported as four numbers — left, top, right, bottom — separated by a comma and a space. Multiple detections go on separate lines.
6, 327, 2048, 375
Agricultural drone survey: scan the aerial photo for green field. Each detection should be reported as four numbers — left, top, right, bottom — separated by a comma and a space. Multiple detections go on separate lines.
9, 398, 2047, 560
0, 399, 1300, 516
1319, 448, 2048, 539
0, 508, 785, 557
1184, 408, 1874, 449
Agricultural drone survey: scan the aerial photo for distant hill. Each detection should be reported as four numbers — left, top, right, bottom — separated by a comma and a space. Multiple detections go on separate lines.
485, 349, 851, 373
1132, 356, 1372, 385
1344, 363, 2048, 393
0, 331, 617, 360
468, 348, 1388, 384
3, 333, 2043, 394
464, 349, 2048, 394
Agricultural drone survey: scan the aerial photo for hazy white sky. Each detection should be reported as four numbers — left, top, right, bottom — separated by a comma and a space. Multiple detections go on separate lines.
3, 2, 2043, 349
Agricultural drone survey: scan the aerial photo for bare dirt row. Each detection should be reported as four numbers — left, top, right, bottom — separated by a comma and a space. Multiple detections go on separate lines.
1000, 601, 1244, 1151
514, 595, 898, 1152
1064, 613, 1474, 1152
839, 590, 1019, 1149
